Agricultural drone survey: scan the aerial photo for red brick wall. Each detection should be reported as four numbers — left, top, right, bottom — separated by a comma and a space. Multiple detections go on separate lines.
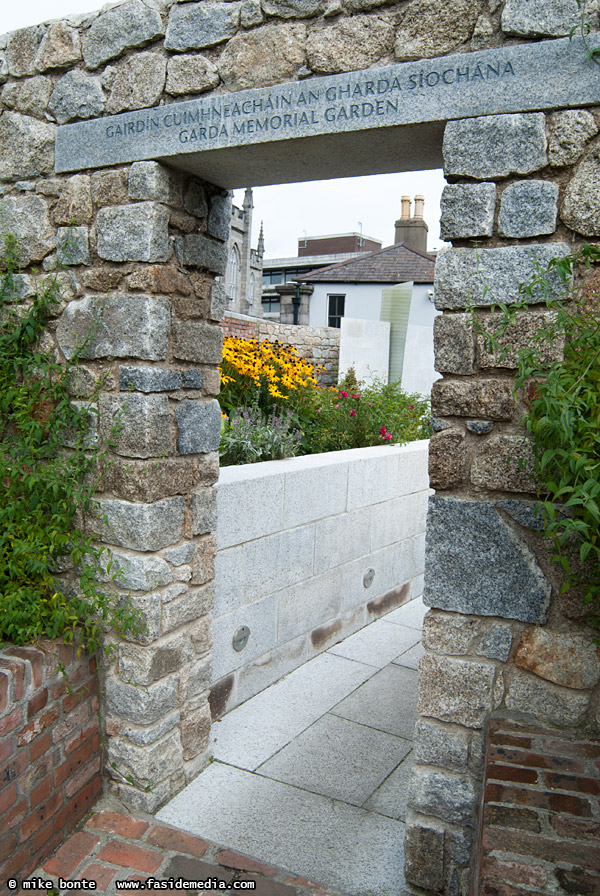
475, 718, 600, 896
0, 642, 102, 888
220, 317, 259, 339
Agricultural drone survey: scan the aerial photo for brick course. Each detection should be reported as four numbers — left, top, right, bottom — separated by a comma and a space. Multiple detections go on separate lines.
476, 719, 600, 896
0, 642, 102, 892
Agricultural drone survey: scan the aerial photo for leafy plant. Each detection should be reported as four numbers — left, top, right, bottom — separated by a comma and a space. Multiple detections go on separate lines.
219, 336, 322, 416
0, 235, 142, 654
220, 401, 302, 465
571, 0, 600, 65
476, 245, 600, 626
300, 374, 431, 455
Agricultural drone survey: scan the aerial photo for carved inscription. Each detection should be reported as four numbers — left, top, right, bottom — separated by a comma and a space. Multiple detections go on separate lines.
54, 37, 600, 174
104, 60, 516, 147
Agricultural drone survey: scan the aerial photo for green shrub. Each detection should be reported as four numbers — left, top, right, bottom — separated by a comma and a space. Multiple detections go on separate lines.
299, 375, 431, 455
0, 236, 142, 653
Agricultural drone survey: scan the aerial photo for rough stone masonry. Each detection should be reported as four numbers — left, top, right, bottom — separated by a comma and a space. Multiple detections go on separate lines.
1, 0, 600, 893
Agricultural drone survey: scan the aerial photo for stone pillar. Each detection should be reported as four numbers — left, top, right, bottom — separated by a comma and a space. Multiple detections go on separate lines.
404, 111, 600, 896
1, 153, 227, 812
276, 282, 313, 325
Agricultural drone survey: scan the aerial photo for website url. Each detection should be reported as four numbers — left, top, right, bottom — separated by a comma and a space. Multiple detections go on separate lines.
115, 879, 256, 891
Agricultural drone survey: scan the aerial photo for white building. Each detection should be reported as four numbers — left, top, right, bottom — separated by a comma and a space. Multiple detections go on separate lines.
298, 239, 438, 396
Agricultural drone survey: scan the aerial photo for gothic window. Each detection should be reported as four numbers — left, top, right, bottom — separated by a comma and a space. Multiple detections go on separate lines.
227, 245, 240, 301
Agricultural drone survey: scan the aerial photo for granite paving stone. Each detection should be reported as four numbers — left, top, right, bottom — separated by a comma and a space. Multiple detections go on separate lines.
384, 596, 428, 630
157, 763, 407, 896
210, 651, 375, 769
392, 641, 425, 671
328, 618, 421, 668
257, 713, 412, 806
330, 664, 419, 739
364, 752, 415, 821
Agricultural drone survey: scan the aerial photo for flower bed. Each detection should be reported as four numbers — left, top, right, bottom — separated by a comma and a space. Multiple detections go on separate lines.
219, 336, 430, 465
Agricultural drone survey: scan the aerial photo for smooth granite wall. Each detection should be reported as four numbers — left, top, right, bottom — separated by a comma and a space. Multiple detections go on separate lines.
210, 441, 430, 717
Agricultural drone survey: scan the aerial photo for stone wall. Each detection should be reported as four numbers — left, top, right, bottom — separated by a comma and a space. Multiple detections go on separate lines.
0, 153, 225, 813
211, 441, 429, 717
405, 92, 600, 896
221, 311, 340, 386
0, 643, 102, 885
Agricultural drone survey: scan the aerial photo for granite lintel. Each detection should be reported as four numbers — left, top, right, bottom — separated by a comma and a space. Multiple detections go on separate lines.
54, 36, 600, 188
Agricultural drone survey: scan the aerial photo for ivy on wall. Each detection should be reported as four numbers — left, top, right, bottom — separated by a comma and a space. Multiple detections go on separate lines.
0, 236, 142, 654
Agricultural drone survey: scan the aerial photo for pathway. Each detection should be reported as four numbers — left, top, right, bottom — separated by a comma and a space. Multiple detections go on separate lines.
156, 597, 427, 896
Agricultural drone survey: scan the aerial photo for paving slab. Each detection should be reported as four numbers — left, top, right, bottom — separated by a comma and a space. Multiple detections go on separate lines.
384, 596, 428, 630
210, 651, 375, 770
364, 752, 414, 821
392, 641, 425, 671
331, 664, 418, 739
327, 618, 421, 668
257, 713, 412, 806
156, 763, 406, 896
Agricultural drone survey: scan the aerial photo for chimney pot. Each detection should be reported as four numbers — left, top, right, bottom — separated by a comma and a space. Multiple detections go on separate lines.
414, 195, 425, 219
401, 195, 411, 219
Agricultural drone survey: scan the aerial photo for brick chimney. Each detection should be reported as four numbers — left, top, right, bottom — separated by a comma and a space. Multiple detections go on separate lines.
394, 194, 429, 254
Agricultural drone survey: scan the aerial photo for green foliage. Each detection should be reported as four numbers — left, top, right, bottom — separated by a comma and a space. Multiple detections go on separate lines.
220, 402, 302, 465
219, 348, 431, 464
0, 235, 142, 654
571, 0, 600, 65
300, 374, 431, 455
478, 245, 600, 625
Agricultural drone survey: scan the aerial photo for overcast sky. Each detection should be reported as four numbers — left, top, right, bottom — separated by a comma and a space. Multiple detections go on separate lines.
5, 0, 448, 259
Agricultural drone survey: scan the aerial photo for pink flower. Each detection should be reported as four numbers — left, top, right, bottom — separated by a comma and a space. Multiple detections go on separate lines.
334, 404, 339, 408
317, 408, 322, 413
385, 433, 392, 441
409, 404, 415, 410
340, 390, 348, 398
380, 425, 387, 435
350, 409, 356, 417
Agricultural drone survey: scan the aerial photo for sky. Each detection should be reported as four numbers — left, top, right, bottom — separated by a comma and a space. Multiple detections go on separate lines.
5, 0, 448, 260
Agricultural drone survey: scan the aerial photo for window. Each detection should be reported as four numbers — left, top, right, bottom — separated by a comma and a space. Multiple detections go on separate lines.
262, 295, 280, 316
227, 245, 239, 301
328, 294, 345, 328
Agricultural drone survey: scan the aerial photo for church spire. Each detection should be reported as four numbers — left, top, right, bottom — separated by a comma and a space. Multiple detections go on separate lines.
257, 221, 265, 258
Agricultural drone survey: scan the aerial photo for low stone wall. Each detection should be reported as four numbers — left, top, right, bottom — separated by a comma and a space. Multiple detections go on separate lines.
209, 440, 429, 717
0, 643, 102, 886
220, 312, 340, 387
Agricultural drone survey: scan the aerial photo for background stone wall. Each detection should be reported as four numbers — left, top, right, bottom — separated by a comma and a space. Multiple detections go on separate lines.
0, 643, 102, 885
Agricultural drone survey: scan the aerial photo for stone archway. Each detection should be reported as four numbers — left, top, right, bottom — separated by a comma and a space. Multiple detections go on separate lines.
3, 3, 600, 893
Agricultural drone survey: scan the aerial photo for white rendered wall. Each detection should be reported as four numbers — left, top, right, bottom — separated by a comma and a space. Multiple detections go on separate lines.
307, 281, 437, 394
212, 441, 430, 713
